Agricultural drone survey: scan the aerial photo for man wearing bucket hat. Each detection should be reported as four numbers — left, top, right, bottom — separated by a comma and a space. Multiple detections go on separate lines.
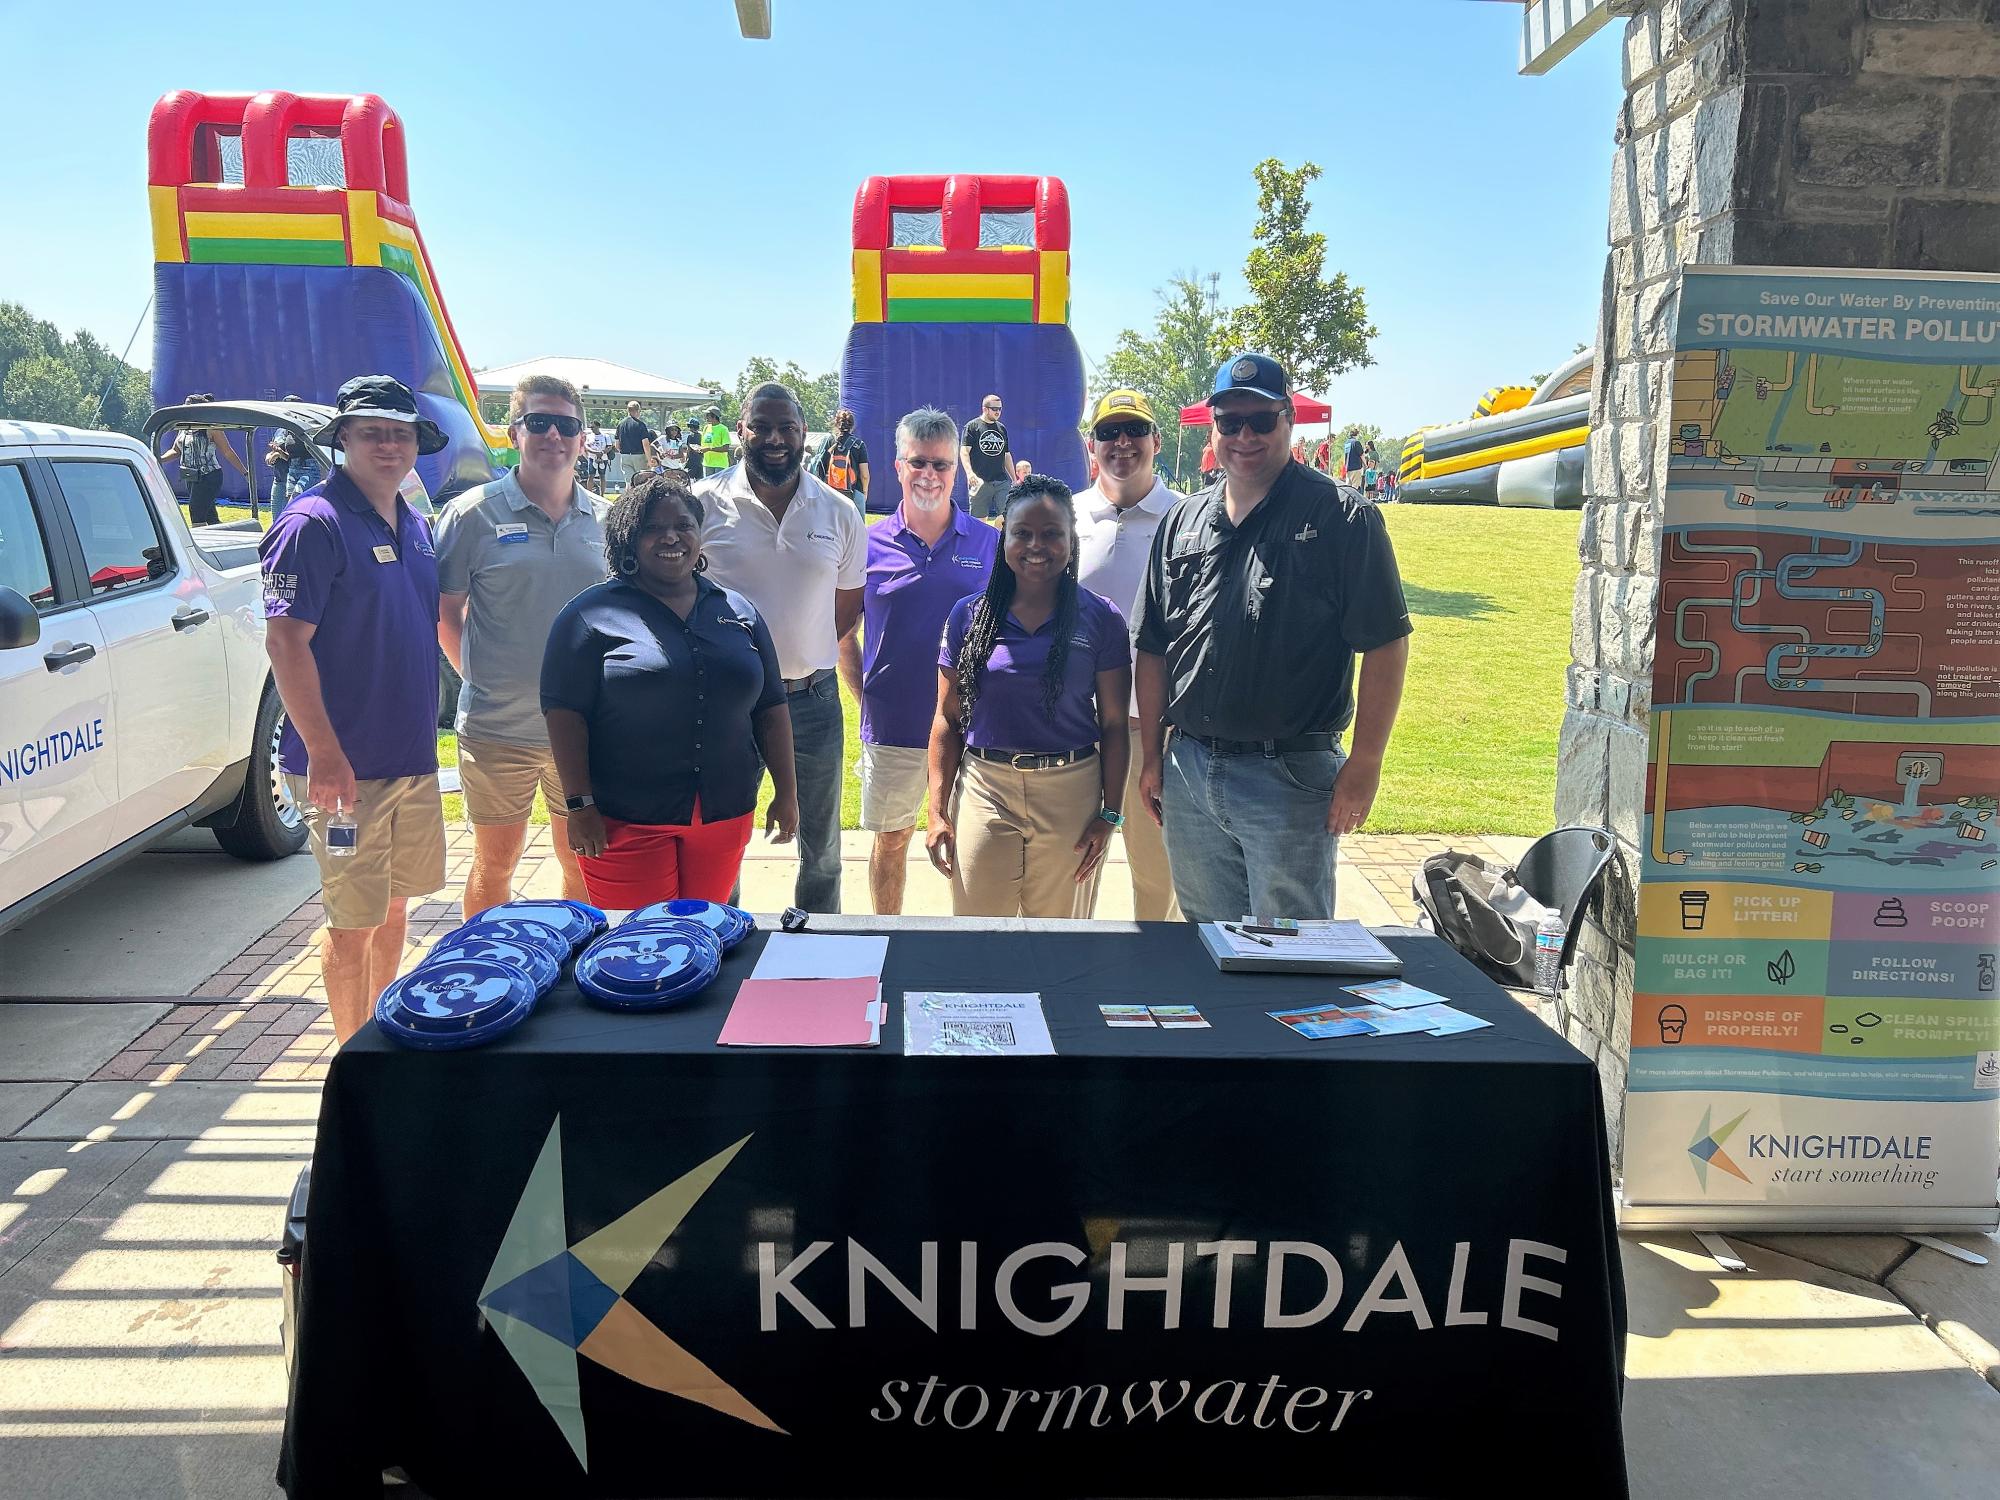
1134, 353, 1412, 924
259, 375, 450, 1043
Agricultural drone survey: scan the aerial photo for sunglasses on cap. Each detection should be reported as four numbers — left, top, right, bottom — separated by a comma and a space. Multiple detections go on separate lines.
1213, 409, 1288, 437
516, 412, 584, 438
1092, 419, 1153, 444
901, 456, 953, 472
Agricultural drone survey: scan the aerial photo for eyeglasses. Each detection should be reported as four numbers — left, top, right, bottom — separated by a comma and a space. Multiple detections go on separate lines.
1213, 409, 1288, 437
1092, 420, 1154, 444
983, 404, 1002, 413
516, 412, 584, 438
901, 457, 953, 472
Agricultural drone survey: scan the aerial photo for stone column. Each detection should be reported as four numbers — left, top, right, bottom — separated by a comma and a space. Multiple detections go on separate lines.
1554, 0, 2000, 1163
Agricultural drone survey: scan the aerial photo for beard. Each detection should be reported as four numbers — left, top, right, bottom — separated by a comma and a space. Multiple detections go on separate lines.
904, 487, 949, 512
746, 446, 801, 487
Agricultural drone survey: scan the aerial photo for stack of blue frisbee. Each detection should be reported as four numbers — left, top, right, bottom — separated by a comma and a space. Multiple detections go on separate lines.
627, 899, 753, 951
574, 919, 723, 1011
462, 899, 606, 955
418, 933, 562, 995
374, 958, 538, 1050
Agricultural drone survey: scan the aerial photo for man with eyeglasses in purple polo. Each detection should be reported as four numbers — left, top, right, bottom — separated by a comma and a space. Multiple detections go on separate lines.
435, 374, 607, 918
1134, 352, 1412, 924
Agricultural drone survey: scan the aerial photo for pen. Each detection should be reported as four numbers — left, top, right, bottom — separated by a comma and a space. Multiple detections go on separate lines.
1224, 923, 1275, 947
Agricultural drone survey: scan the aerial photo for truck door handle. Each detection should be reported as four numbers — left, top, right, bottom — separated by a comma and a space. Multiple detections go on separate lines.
171, 607, 211, 632
43, 642, 96, 671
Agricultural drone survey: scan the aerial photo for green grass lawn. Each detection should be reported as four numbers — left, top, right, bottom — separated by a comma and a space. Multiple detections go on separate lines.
413, 506, 1576, 838
1371, 506, 1580, 835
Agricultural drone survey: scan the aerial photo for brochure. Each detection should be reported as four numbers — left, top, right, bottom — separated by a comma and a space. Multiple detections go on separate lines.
1341, 979, 1454, 1011
1268, 1005, 1380, 1040
1400, 1003, 1494, 1036
1149, 1005, 1210, 1029
904, 993, 1055, 1056
1099, 1005, 1155, 1028
1337, 1004, 1437, 1036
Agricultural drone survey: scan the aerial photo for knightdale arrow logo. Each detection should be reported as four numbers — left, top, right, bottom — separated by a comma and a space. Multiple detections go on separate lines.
477, 1117, 783, 1469
1687, 1105, 1752, 1190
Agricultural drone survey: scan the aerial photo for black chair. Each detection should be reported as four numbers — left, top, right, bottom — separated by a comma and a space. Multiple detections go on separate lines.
1512, 825, 1616, 970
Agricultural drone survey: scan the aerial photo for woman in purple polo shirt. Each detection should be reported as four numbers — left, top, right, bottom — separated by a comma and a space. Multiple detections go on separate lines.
926, 475, 1133, 918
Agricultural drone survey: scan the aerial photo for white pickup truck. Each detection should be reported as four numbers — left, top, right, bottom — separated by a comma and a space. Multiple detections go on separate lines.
0, 409, 312, 935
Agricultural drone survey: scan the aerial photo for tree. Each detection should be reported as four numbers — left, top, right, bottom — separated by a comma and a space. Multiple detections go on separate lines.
1097, 273, 1233, 483
733, 357, 840, 430
1225, 160, 1374, 395
2, 354, 90, 426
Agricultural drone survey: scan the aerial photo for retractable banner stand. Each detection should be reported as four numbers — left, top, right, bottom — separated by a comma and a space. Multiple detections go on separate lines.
1623, 265, 2000, 1232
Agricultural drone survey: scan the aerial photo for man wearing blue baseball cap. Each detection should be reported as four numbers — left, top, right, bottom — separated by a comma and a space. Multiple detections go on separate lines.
1134, 352, 1412, 923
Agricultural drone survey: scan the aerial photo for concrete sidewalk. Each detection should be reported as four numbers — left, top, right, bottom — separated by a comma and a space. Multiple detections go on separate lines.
1, 823, 1995, 1497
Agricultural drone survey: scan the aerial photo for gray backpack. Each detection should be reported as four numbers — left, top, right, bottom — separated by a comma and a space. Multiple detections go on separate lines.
1411, 849, 1555, 988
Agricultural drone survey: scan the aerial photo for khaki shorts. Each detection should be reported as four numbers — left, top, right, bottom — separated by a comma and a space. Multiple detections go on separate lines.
858, 742, 928, 832
288, 773, 448, 930
458, 736, 565, 825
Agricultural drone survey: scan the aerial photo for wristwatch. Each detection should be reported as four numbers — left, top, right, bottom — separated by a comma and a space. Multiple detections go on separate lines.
1096, 807, 1126, 828
564, 794, 595, 813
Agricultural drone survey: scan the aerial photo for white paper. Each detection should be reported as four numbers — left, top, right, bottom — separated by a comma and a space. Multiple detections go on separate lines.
1210, 920, 1396, 965
1342, 979, 1453, 1011
1400, 1003, 1494, 1036
750, 934, 890, 982
904, 993, 1055, 1056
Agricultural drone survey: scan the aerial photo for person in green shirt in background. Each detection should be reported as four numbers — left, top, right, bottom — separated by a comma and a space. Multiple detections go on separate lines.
700, 405, 732, 477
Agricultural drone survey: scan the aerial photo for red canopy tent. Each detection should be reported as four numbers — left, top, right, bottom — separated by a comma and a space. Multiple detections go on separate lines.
1178, 393, 1331, 425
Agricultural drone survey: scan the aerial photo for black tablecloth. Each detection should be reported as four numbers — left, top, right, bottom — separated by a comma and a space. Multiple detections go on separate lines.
280, 920, 1627, 1498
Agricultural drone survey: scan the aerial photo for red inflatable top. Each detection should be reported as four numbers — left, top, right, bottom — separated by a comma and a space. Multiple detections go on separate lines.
851, 175, 1070, 253
147, 90, 409, 201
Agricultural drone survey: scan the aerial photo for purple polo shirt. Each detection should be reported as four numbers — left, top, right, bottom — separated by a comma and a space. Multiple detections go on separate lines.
258, 467, 441, 779
859, 505, 997, 747
939, 587, 1131, 753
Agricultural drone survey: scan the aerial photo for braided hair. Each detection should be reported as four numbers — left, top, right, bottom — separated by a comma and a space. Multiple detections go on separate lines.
603, 472, 704, 577
955, 475, 1080, 734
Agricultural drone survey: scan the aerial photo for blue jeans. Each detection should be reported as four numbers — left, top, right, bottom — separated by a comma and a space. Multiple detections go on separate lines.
786, 672, 845, 912
1161, 731, 1346, 923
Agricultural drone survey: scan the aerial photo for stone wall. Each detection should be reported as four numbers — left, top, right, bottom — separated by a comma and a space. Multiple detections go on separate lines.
1553, 0, 2000, 1164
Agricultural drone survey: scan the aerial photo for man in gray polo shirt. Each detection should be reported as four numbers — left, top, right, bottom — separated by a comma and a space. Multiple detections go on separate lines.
436, 374, 608, 918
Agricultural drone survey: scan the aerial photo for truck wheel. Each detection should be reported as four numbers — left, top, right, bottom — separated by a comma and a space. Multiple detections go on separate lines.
214, 685, 309, 860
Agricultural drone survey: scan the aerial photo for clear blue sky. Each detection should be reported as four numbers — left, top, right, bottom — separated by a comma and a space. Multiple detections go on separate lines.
0, 0, 1623, 436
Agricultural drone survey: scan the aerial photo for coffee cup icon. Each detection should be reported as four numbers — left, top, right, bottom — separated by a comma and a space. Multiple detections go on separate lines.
1659, 1004, 1688, 1044
1680, 891, 1710, 931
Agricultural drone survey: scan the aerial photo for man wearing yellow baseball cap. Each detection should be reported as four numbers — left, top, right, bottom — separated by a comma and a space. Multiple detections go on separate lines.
1074, 388, 1181, 920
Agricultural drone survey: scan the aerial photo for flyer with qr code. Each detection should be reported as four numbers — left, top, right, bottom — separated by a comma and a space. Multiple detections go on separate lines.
904, 993, 1055, 1056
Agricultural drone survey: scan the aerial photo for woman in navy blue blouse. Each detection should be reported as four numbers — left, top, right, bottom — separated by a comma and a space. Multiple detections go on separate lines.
542, 474, 799, 908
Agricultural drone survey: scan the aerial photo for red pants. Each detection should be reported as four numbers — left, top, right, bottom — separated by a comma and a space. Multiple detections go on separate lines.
577, 808, 754, 911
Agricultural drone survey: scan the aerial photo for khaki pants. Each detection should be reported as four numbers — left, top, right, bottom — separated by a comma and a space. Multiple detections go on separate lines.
287, 772, 447, 930
950, 752, 1105, 918
1116, 721, 1182, 922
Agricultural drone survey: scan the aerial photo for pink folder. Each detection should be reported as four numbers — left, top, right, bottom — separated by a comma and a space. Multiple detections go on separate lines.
715, 978, 882, 1048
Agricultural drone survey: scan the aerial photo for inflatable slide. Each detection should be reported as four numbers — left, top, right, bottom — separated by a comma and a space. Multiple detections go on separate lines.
147, 90, 509, 500
1398, 352, 1594, 508
840, 175, 1087, 510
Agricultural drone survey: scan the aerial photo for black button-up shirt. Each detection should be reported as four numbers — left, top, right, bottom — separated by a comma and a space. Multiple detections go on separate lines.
540, 576, 785, 825
1135, 462, 1410, 740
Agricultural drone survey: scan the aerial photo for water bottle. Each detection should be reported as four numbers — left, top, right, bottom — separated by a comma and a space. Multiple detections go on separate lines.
1534, 907, 1567, 998
327, 800, 358, 859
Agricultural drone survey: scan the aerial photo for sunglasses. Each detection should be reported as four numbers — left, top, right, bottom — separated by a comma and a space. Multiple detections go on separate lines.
1092, 420, 1153, 444
1213, 409, 1288, 437
983, 404, 1002, 413
516, 412, 584, 438
902, 457, 953, 472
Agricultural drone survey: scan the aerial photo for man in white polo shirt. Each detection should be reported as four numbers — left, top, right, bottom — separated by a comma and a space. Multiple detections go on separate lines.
696, 381, 865, 911
435, 374, 607, 918
1075, 388, 1181, 921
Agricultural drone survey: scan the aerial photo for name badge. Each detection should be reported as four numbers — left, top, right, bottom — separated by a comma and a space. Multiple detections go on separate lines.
495, 523, 530, 545
372, 544, 398, 564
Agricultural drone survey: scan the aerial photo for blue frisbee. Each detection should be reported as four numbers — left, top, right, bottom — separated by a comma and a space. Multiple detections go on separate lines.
443, 917, 572, 963
419, 935, 562, 996
464, 900, 606, 953
375, 958, 537, 1050
574, 920, 723, 1010
626, 899, 753, 951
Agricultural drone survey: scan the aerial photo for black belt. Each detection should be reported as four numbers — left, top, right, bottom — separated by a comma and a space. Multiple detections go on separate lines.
967, 744, 1097, 770
1182, 730, 1339, 756
783, 667, 835, 695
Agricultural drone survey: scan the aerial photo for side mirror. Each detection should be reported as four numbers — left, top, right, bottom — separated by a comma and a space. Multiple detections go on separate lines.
0, 586, 41, 651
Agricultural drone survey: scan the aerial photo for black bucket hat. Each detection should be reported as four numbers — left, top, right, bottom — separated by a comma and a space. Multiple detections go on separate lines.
314, 375, 449, 456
